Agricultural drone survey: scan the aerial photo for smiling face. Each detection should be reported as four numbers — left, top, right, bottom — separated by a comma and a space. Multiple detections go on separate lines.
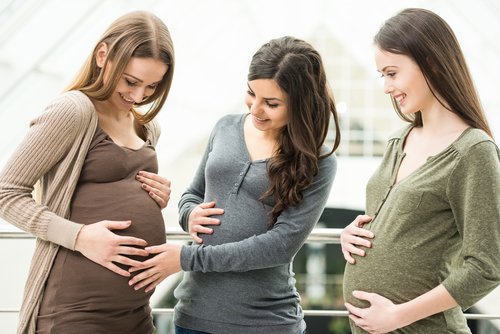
375, 47, 436, 116
95, 43, 168, 113
245, 79, 289, 138
108, 57, 168, 112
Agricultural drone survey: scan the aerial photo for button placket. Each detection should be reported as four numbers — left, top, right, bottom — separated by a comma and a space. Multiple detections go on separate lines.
231, 161, 251, 194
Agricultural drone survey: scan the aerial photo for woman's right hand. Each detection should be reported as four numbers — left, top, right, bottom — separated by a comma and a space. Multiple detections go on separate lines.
341, 215, 374, 264
74, 220, 148, 277
188, 201, 224, 244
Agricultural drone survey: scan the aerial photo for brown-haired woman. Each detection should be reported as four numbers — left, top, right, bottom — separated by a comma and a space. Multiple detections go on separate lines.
0, 11, 174, 334
341, 8, 500, 333
128, 36, 341, 334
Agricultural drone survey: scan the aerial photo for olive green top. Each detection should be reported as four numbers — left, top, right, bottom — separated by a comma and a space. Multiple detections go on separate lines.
344, 125, 500, 333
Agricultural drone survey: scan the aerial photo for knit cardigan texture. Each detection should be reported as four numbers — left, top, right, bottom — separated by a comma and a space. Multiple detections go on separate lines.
0, 90, 160, 334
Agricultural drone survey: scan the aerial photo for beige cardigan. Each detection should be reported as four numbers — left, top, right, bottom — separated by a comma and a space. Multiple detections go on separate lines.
0, 90, 160, 334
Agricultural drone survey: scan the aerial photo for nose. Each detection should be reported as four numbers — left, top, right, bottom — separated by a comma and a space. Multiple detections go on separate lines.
130, 87, 146, 103
383, 78, 393, 95
246, 96, 260, 114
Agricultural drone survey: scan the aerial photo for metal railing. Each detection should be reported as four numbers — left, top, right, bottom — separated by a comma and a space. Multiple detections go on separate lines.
0, 227, 499, 321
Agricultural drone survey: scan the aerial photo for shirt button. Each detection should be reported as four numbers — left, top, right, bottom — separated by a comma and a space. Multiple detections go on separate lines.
234, 183, 238, 186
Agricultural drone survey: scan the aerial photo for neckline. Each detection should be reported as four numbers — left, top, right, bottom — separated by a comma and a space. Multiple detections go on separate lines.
240, 113, 271, 163
393, 124, 472, 185
96, 123, 150, 151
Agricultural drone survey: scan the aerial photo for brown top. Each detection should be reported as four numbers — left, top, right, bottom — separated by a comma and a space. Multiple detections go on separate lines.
36, 126, 166, 333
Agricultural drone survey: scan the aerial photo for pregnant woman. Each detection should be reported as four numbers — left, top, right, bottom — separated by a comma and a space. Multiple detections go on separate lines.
0, 11, 174, 334
341, 8, 500, 334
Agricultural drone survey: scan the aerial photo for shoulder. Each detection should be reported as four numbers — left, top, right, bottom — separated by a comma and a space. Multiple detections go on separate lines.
208, 113, 245, 143
30, 90, 96, 134
453, 128, 498, 157
34, 90, 95, 125
214, 113, 245, 130
143, 118, 161, 146
318, 147, 337, 178
388, 124, 413, 142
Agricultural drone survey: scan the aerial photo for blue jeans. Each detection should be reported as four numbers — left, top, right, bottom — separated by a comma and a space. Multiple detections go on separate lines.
175, 325, 305, 334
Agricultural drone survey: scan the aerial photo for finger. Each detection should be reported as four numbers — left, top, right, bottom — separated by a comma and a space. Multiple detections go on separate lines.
345, 302, 363, 318
342, 249, 356, 264
144, 244, 167, 254
129, 266, 142, 273
353, 290, 374, 302
194, 226, 214, 235
345, 225, 374, 240
143, 183, 171, 199
105, 262, 131, 277
148, 190, 167, 208
139, 177, 169, 193
117, 236, 148, 247
353, 235, 373, 248
193, 217, 220, 225
344, 243, 366, 257
117, 245, 148, 257
144, 276, 163, 292
354, 215, 373, 226
104, 220, 132, 230
202, 208, 224, 216
134, 272, 161, 291
113, 255, 146, 268
137, 171, 171, 184
129, 265, 158, 286
199, 201, 217, 209
191, 233, 203, 244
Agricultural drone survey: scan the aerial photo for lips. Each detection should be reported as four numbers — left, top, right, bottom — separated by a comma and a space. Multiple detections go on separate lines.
394, 93, 406, 105
119, 93, 135, 104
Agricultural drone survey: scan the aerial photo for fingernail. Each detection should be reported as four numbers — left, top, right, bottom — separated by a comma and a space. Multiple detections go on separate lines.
142, 184, 147, 189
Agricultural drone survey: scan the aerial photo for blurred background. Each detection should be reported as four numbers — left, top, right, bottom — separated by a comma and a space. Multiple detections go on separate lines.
1, 0, 499, 333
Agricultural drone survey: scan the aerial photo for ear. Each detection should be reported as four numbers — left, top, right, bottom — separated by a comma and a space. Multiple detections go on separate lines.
95, 42, 108, 68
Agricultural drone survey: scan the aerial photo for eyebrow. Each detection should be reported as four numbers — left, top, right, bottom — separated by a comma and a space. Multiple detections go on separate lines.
247, 83, 285, 103
124, 73, 162, 85
124, 73, 143, 82
378, 65, 398, 73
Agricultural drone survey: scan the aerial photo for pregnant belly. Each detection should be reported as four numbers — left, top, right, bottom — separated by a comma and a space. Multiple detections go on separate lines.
44, 182, 166, 309
343, 242, 439, 309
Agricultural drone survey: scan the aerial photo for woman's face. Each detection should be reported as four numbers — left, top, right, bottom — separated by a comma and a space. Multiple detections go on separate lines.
245, 79, 288, 138
108, 57, 168, 112
375, 47, 435, 115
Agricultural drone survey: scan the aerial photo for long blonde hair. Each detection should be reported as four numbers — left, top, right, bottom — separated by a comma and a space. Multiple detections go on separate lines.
66, 11, 175, 124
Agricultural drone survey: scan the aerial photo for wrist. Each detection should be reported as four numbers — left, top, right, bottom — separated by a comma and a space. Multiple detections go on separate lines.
74, 225, 87, 252
395, 301, 416, 328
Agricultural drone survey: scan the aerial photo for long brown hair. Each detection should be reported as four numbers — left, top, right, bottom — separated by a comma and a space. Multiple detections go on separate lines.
66, 11, 175, 124
248, 36, 341, 225
374, 8, 492, 138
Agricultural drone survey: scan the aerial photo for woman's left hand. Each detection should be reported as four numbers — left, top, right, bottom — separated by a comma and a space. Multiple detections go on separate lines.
128, 243, 182, 292
345, 291, 409, 334
136, 171, 171, 209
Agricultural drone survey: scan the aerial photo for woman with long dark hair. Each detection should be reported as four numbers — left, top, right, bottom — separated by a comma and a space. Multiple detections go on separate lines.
129, 36, 341, 334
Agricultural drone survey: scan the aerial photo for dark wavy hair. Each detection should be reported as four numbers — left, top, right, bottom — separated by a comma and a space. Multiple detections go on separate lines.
374, 8, 492, 137
66, 11, 175, 125
248, 36, 341, 225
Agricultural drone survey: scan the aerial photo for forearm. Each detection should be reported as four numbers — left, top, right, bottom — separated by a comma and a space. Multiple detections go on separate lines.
398, 284, 458, 326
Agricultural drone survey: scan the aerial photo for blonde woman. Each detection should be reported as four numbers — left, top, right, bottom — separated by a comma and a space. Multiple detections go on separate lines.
0, 11, 174, 334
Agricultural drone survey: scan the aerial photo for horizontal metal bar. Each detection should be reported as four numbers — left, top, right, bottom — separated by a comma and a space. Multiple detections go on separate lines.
0, 227, 342, 243
0, 308, 499, 320
1, 227, 498, 320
